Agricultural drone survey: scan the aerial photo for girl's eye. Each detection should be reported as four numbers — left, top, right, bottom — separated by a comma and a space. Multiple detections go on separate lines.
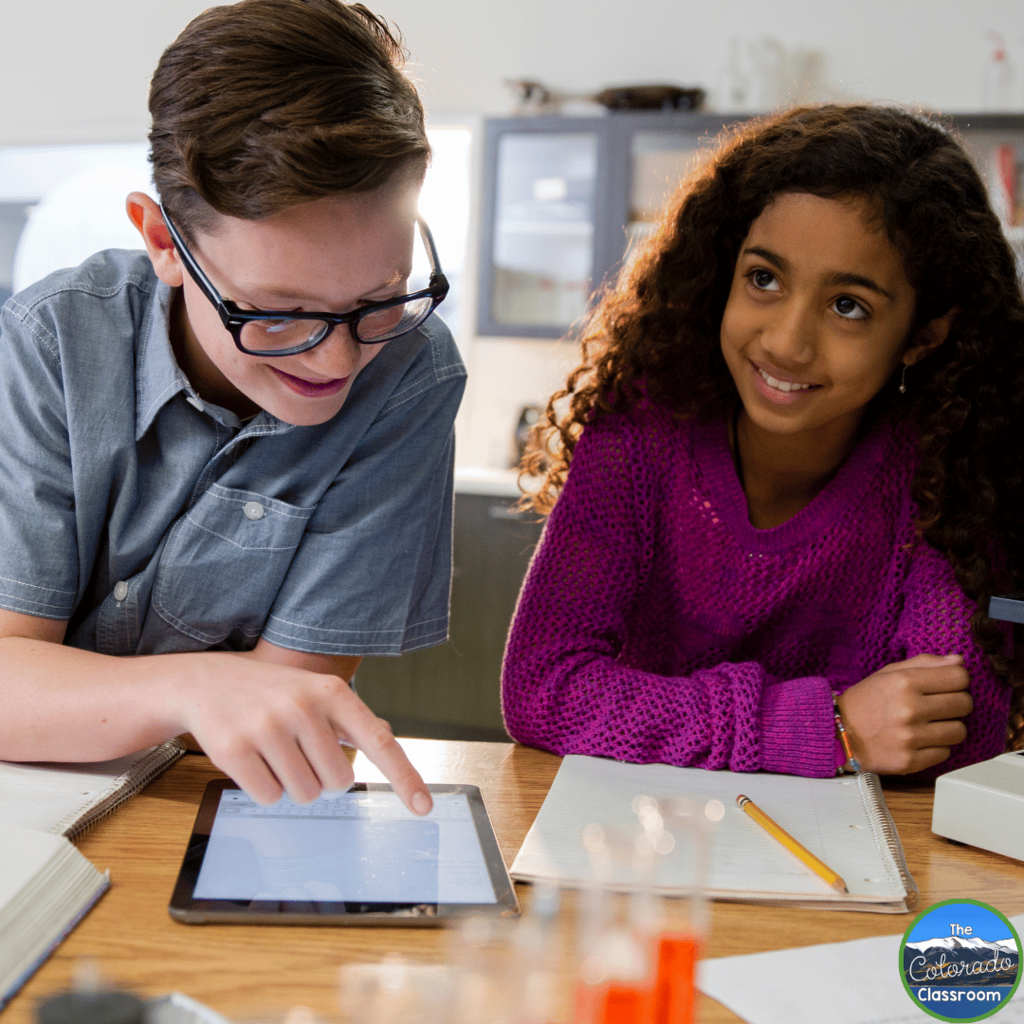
748, 269, 779, 292
833, 296, 868, 320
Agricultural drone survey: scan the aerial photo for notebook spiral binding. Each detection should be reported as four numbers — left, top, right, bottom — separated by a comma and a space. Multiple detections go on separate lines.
857, 770, 920, 911
54, 738, 187, 842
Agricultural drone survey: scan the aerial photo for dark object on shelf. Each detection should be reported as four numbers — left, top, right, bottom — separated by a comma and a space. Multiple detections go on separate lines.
595, 85, 706, 111
513, 405, 543, 467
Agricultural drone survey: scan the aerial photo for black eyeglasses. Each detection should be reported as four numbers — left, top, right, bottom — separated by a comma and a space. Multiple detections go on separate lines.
160, 204, 449, 357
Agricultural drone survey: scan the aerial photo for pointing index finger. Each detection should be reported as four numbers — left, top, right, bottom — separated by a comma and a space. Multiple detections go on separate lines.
333, 690, 432, 814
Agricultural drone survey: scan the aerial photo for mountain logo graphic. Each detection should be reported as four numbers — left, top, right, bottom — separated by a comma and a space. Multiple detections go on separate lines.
900, 900, 1022, 1021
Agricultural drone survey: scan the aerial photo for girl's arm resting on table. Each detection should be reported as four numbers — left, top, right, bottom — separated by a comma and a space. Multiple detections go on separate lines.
502, 631, 841, 776
0, 610, 431, 814
837, 537, 1011, 781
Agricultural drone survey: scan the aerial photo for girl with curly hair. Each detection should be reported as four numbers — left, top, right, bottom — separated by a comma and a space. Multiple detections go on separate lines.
501, 103, 1024, 779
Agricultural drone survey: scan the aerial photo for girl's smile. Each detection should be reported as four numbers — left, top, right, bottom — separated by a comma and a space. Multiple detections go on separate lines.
750, 358, 821, 402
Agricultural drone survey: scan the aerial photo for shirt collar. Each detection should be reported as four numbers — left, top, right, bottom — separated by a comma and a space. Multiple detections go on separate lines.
134, 283, 294, 439
135, 281, 189, 439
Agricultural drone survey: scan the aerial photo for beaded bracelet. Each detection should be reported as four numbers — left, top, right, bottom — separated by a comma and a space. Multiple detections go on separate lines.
831, 691, 861, 775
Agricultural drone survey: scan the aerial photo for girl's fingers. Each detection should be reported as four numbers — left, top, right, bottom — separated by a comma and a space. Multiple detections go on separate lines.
907, 746, 953, 775
922, 689, 973, 721
919, 718, 969, 750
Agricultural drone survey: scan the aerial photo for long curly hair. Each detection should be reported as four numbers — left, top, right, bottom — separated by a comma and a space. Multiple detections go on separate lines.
524, 103, 1024, 748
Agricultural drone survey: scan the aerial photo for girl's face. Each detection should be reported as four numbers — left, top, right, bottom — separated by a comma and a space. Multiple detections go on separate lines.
719, 192, 926, 452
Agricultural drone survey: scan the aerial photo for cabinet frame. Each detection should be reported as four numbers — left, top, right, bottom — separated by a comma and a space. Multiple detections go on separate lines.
476, 110, 1024, 339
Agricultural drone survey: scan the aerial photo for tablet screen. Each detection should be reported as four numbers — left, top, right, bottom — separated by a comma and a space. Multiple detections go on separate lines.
169, 781, 519, 925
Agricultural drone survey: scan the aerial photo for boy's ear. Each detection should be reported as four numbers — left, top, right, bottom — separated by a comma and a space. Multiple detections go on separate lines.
903, 306, 960, 367
126, 192, 183, 287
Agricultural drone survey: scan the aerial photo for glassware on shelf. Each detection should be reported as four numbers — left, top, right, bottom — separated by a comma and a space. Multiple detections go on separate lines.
490, 132, 598, 330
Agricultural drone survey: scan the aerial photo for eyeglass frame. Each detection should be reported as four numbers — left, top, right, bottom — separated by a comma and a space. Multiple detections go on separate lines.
159, 203, 449, 357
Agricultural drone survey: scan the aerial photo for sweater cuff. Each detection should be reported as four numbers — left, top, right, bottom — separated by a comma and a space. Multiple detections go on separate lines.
758, 677, 840, 777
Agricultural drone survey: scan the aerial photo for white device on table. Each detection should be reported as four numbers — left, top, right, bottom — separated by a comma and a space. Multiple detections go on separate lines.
931, 750, 1024, 862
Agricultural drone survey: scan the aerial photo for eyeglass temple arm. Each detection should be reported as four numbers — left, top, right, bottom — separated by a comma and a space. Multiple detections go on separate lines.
417, 217, 443, 277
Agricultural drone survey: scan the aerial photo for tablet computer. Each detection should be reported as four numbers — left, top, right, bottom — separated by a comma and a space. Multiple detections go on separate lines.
169, 780, 520, 925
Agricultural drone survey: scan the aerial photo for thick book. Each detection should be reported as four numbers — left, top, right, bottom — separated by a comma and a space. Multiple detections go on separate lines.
0, 738, 186, 838
511, 755, 918, 914
0, 826, 110, 1011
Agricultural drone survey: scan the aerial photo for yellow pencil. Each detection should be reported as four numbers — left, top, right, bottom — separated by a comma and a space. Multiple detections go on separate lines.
736, 794, 849, 895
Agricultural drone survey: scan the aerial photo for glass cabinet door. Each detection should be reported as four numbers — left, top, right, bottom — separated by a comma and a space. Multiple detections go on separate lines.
623, 132, 700, 268
487, 130, 598, 333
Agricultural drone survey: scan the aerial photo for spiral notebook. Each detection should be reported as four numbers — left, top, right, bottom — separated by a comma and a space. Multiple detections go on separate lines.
511, 755, 918, 914
0, 738, 186, 839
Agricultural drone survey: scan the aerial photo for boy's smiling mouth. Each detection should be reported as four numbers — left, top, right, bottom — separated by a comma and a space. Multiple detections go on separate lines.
269, 367, 351, 397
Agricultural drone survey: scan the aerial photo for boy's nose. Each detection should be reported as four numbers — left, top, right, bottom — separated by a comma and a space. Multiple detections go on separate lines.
295, 327, 361, 379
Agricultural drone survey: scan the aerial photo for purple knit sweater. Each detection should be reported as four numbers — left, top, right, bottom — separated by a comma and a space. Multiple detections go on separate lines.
501, 401, 1009, 779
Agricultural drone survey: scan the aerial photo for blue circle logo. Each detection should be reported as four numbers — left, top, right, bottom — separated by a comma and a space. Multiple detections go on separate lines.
900, 900, 1021, 1020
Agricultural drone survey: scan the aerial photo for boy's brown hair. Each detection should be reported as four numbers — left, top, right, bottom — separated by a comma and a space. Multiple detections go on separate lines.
148, 0, 429, 239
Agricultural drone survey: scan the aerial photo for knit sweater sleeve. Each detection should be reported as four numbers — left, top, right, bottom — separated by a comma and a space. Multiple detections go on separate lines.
501, 409, 838, 776
885, 538, 1011, 781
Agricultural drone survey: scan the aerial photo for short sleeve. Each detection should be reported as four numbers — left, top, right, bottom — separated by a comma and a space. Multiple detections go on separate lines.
261, 363, 465, 656
0, 299, 80, 620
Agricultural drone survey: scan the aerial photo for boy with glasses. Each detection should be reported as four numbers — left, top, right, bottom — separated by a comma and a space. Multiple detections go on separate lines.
0, 0, 465, 816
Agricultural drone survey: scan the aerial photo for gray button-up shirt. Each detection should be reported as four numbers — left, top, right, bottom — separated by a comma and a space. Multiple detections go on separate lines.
0, 250, 466, 656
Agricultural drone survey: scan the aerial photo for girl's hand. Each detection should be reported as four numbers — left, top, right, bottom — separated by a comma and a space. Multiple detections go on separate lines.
837, 654, 972, 775
170, 653, 432, 814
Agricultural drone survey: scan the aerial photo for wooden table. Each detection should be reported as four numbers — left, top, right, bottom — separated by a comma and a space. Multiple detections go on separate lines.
6, 740, 1024, 1023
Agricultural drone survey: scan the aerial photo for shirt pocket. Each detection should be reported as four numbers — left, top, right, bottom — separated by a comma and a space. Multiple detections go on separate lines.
151, 483, 316, 647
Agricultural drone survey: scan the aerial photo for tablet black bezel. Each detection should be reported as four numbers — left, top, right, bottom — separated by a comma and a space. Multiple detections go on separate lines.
168, 779, 520, 926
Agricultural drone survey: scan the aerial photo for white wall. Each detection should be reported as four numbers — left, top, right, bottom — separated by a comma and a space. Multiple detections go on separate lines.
3, 0, 1023, 143
2, 0, 1022, 466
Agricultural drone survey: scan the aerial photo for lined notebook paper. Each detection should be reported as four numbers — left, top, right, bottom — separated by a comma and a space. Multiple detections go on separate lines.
0, 738, 185, 839
511, 755, 917, 913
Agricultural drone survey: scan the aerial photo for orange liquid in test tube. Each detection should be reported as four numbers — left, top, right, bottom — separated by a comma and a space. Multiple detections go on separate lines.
574, 980, 653, 1024
651, 933, 698, 1024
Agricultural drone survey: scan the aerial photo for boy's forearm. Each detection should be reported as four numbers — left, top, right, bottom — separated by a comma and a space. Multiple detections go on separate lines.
0, 634, 364, 764
0, 636, 187, 762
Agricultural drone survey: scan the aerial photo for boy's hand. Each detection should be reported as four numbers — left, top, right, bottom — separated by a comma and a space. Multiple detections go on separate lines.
838, 654, 972, 775
173, 652, 432, 815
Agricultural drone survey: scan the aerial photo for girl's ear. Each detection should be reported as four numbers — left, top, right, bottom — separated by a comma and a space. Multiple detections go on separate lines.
125, 192, 184, 288
903, 306, 960, 367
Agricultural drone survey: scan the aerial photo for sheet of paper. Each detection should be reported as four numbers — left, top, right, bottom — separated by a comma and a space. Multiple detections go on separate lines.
698, 914, 1024, 1024
511, 755, 905, 905
0, 751, 148, 832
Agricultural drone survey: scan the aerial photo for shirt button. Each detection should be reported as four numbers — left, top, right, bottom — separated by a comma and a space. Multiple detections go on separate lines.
243, 501, 265, 521
113, 581, 129, 602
